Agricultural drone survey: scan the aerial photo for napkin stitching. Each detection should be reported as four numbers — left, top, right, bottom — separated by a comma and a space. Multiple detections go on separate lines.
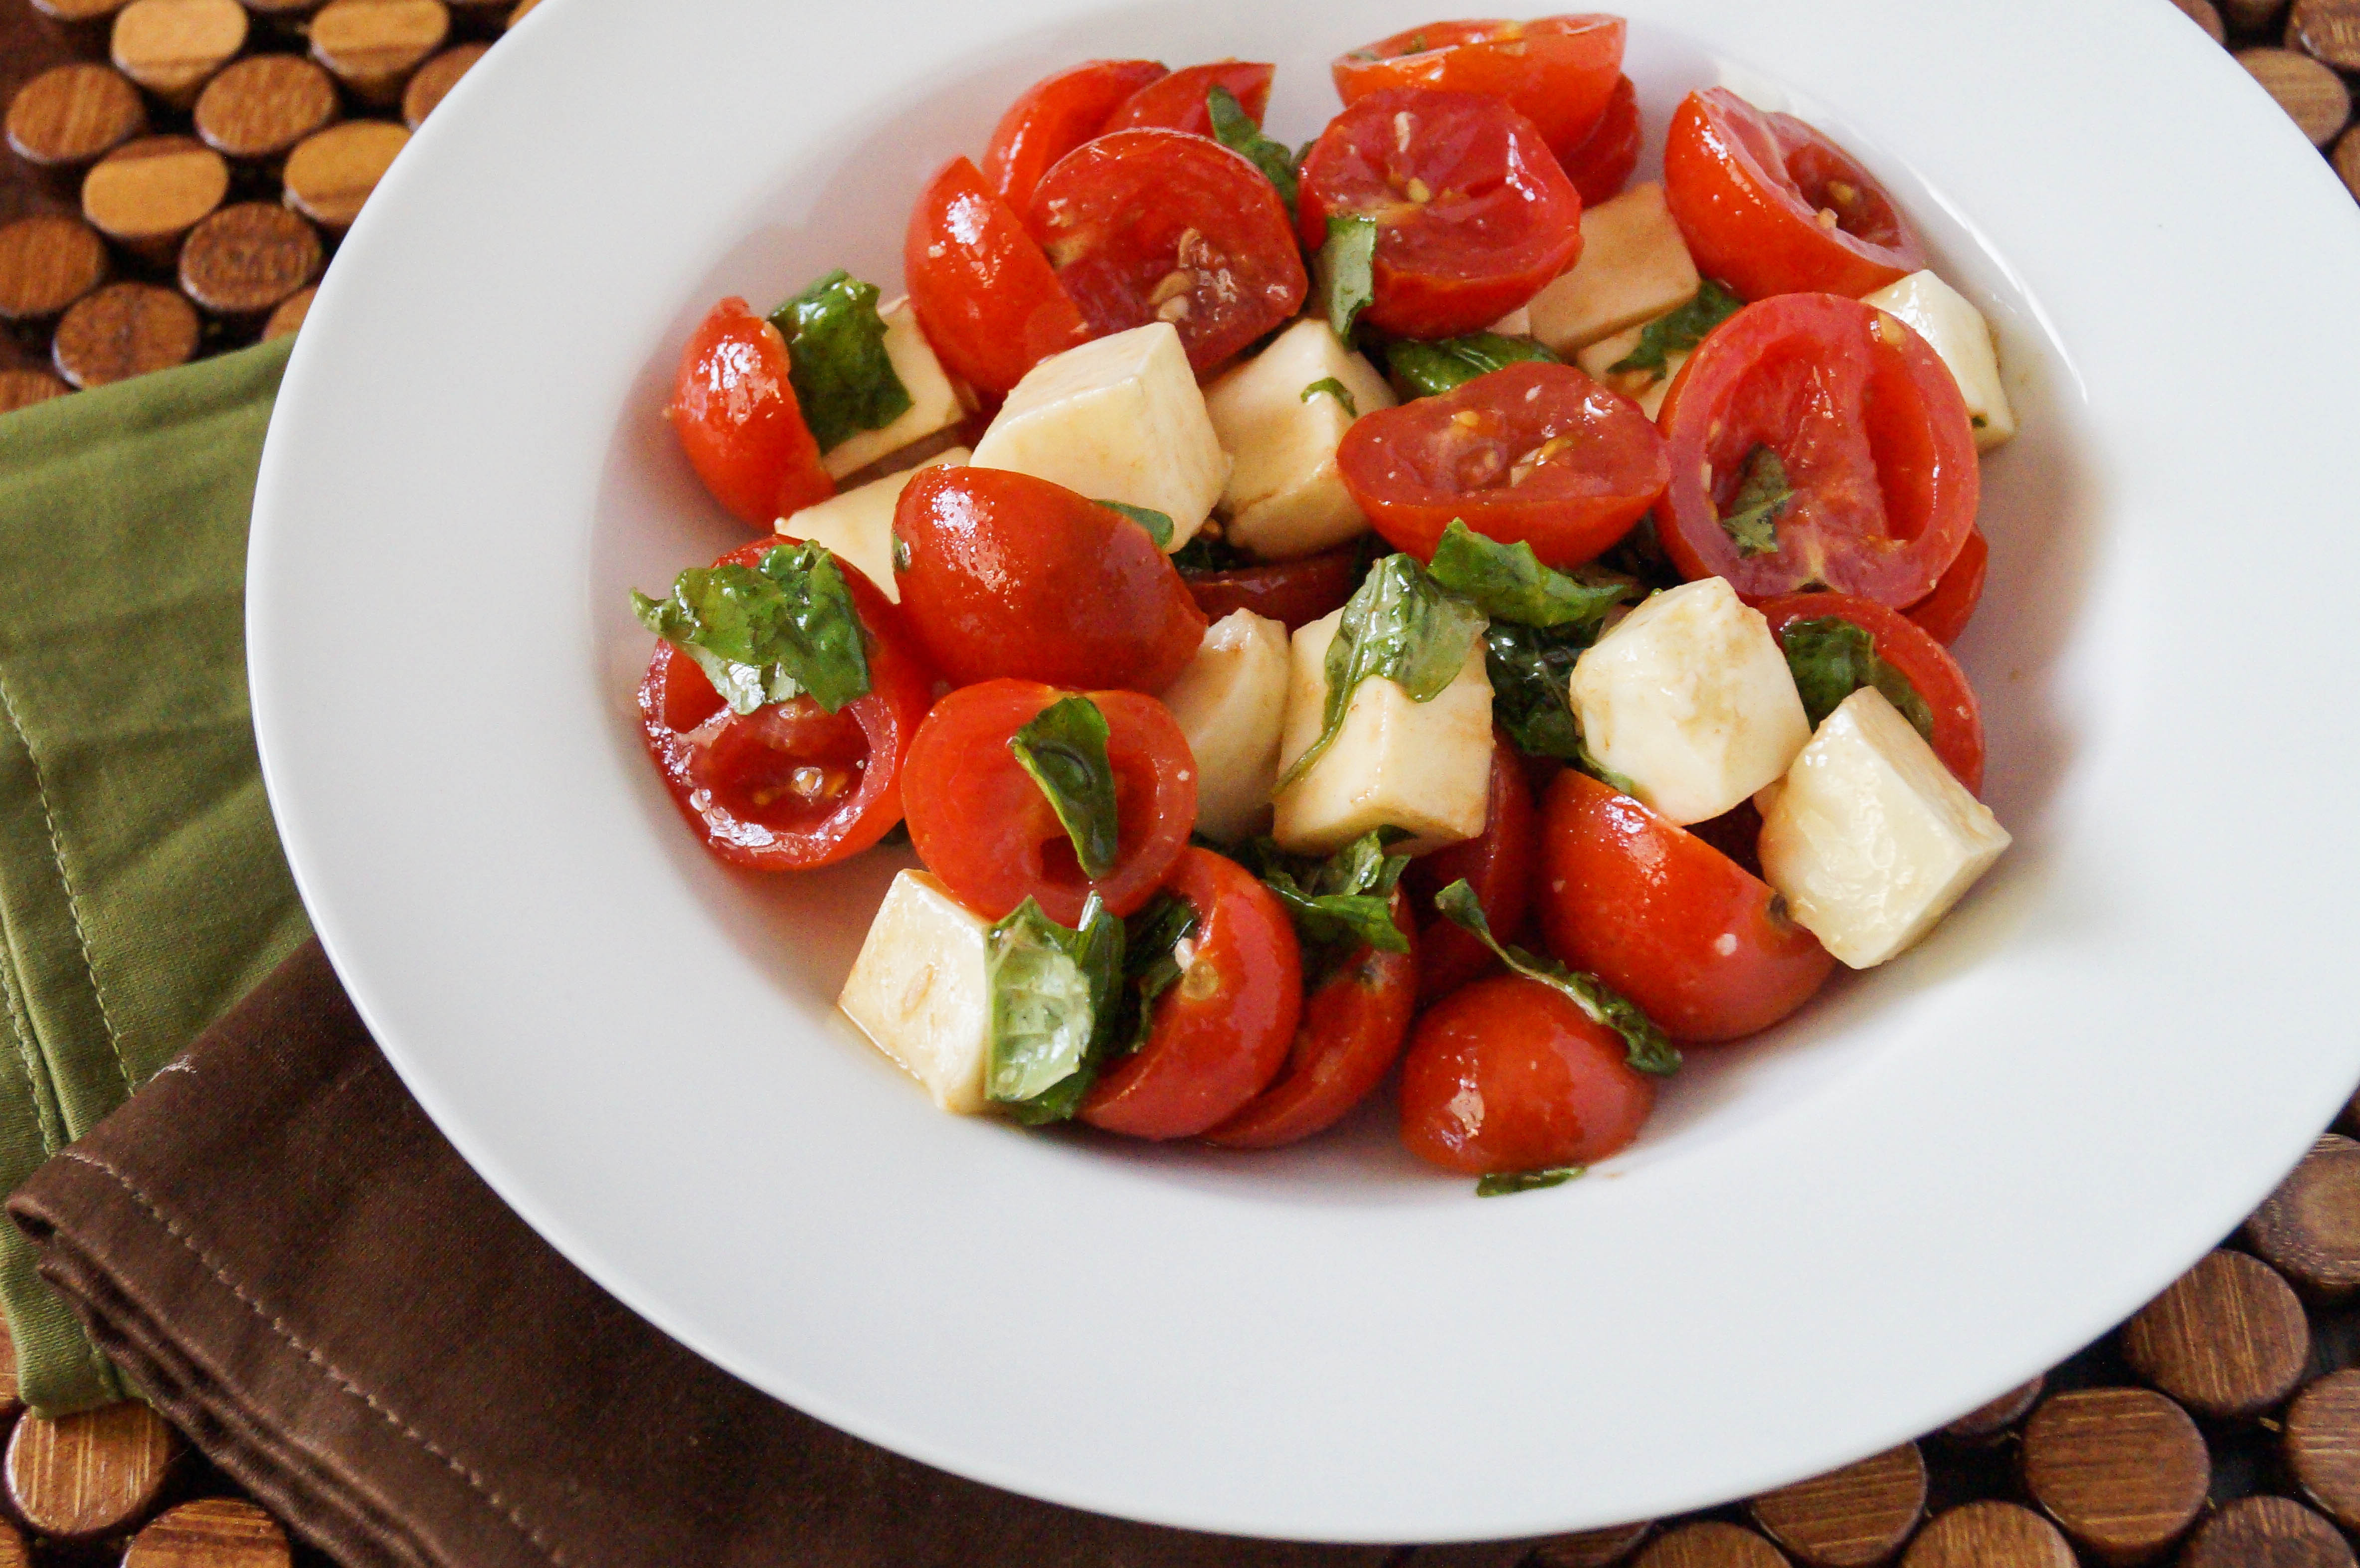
58, 1148, 567, 1567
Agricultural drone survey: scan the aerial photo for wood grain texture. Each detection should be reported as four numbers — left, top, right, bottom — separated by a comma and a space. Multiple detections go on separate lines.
50, 279, 198, 386
177, 200, 320, 314
0, 1319, 18, 1426
1531, 1523, 1655, 1568
107, 0, 247, 107
4, 61, 144, 170
192, 53, 338, 160
506, 0, 539, 26
401, 40, 483, 127
80, 133, 228, 256
2120, 1248, 2309, 1417
2019, 1388, 2208, 1565
281, 119, 408, 229
2226, 0, 2293, 30
308, 0, 450, 104
2, 1401, 176, 1538
2287, 1367, 2360, 1531
2174, 0, 2231, 42
1897, 1503, 2073, 1568
2238, 46, 2352, 145
2247, 1134, 2360, 1300
2288, 0, 2360, 66
122, 1497, 291, 1568
262, 282, 314, 339
1940, 1376, 2044, 1442
27, 0, 131, 21
0, 212, 105, 321
2336, 125, 2360, 200
1747, 1444, 1925, 1568
1631, 1523, 1791, 1568
2178, 1495, 2357, 1568
0, 368, 73, 411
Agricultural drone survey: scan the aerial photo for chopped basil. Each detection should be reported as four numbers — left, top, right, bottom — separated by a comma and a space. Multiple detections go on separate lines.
1574, 738, 1642, 799
1248, 828, 1413, 962
767, 270, 911, 452
1171, 529, 1255, 573
1601, 513, 1682, 594
1007, 697, 1120, 879
1096, 500, 1173, 549
629, 541, 871, 716
1316, 215, 1378, 342
1476, 1167, 1585, 1197
1109, 892, 1198, 1058
1780, 616, 1936, 740
1428, 522, 1634, 631
1275, 554, 1486, 791
1385, 333, 1560, 399
1301, 377, 1358, 417
1484, 621, 1585, 761
1971, 414, 1989, 430
1433, 879, 1680, 1076
1719, 445, 1793, 557
1207, 84, 1298, 213
1607, 280, 1745, 383
985, 895, 1125, 1123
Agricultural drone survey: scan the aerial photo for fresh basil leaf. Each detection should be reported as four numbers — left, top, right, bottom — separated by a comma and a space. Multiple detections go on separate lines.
1317, 215, 1378, 342
1719, 445, 1792, 558
1096, 500, 1173, 549
1384, 333, 1560, 399
1249, 828, 1413, 958
1574, 737, 1643, 800
630, 541, 872, 716
1476, 1166, 1585, 1197
1275, 555, 1486, 791
1428, 521, 1633, 630
1170, 529, 1254, 573
985, 895, 1124, 1123
1601, 513, 1682, 593
1606, 280, 1744, 382
1483, 620, 1586, 761
1780, 616, 1936, 741
767, 269, 911, 452
1109, 892, 1198, 1058
1301, 377, 1357, 417
1007, 697, 1120, 879
1207, 84, 1299, 213
1433, 879, 1680, 1076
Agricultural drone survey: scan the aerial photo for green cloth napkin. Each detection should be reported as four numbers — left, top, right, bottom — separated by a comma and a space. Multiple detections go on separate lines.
0, 338, 311, 1413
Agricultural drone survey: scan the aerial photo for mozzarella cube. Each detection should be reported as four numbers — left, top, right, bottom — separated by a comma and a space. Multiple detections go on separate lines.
1860, 271, 2016, 452
1271, 608, 1493, 856
838, 871, 994, 1114
1568, 577, 1811, 826
1576, 323, 1686, 420
777, 447, 967, 603
820, 298, 970, 479
1758, 688, 2011, 967
1487, 305, 1532, 336
1200, 318, 1392, 560
1528, 183, 1702, 354
1158, 610, 1290, 844
969, 322, 1228, 551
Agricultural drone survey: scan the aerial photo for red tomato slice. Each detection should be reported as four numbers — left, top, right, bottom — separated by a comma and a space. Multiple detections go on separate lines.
1539, 770, 1832, 1043
1757, 591, 1986, 793
893, 465, 1207, 693
1404, 737, 1539, 1004
1903, 526, 1987, 646
1655, 293, 1978, 605
1081, 848, 1301, 1138
1557, 73, 1640, 205
1101, 60, 1273, 137
1336, 361, 1668, 567
1180, 544, 1364, 632
1331, 16, 1623, 164
668, 298, 833, 527
1662, 88, 1927, 301
982, 59, 1169, 213
902, 680, 1195, 924
1028, 130, 1307, 373
904, 157, 1090, 396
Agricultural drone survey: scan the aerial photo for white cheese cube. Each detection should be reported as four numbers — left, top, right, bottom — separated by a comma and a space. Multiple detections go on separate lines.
1487, 305, 1532, 336
777, 447, 968, 603
1859, 271, 2016, 452
1158, 610, 1290, 844
838, 871, 994, 1114
1568, 576, 1811, 826
820, 298, 970, 479
1757, 688, 2011, 967
1200, 318, 1393, 560
969, 321, 1229, 551
1575, 323, 1686, 420
1271, 608, 1493, 856
1528, 182, 1702, 354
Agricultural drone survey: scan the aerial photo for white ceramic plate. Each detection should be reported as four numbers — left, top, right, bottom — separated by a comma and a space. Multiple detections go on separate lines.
248, 0, 2360, 1542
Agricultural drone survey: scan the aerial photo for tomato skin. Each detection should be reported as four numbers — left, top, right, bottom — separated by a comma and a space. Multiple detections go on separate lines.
1655, 293, 1978, 605
893, 465, 1208, 693
669, 298, 834, 527
904, 157, 1090, 396
1180, 544, 1363, 633
982, 59, 1169, 213
1101, 60, 1273, 137
1332, 17, 1624, 163
1539, 770, 1833, 1043
1082, 848, 1301, 1139
1757, 591, 1986, 793
1557, 73, 1640, 205
1404, 738, 1539, 1004
1299, 88, 1586, 339
1662, 88, 1927, 301
1903, 527, 1987, 647
1336, 361, 1668, 568
1398, 974, 1655, 1174
901, 680, 1196, 924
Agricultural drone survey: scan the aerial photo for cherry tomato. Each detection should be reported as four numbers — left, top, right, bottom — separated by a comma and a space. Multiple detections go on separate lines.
1757, 591, 1986, 793
1903, 527, 1987, 647
1655, 293, 1978, 605
1539, 770, 1833, 1043
1331, 16, 1623, 164
1029, 130, 1307, 373
668, 298, 833, 527
1082, 848, 1301, 1138
1298, 88, 1585, 339
1180, 543, 1364, 632
1662, 88, 1927, 301
901, 679, 1196, 923
982, 59, 1169, 213
1398, 974, 1655, 1174
1101, 60, 1273, 137
1557, 73, 1640, 205
1336, 361, 1668, 567
1404, 737, 1539, 1004
904, 157, 1090, 396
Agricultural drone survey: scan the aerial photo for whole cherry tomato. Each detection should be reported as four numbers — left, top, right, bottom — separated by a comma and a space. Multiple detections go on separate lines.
893, 465, 1208, 693
901, 680, 1196, 923
1331, 16, 1624, 164
1398, 974, 1656, 1174
668, 298, 833, 527
1655, 293, 1977, 605
1101, 60, 1273, 137
904, 157, 1090, 396
1539, 770, 1833, 1043
1903, 527, 1987, 647
1336, 361, 1668, 567
1756, 591, 1986, 793
1180, 543, 1364, 632
1662, 89, 1927, 301
1404, 737, 1539, 1004
981, 59, 1169, 213
1557, 73, 1641, 205
1082, 848, 1301, 1138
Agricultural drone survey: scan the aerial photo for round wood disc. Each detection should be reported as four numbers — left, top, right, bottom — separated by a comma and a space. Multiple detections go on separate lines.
27, 0, 132, 20
1942, 1375, 2045, 1442
2246, 1134, 2360, 1299
282, 120, 410, 230
178, 201, 322, 315
193, 54, 340, 161
2227, 0, 2293, 29
0, 369, 74, 414
0, 214, 108, 324
2287, 1367, 2360, 1530
82, 134, 231, 254
109, 0, 249, 108
123, 1497, 291, 1568
4, 62, 147, 171
2336, 126, 2360, 201
2179, 1495, 2357, 1568
2175, 0, 2231, 41
52, 281, 200, 387
2121, 1248, 2310, 1417
2020, 1387, 2208, 1565
1632, 1523, 1791, 1568
308, 0, 451, 105
2, 1401, 176, 1538
262, 283, 315, 339
2289, 0, 2360, 67
506, 0, 540, 25
0, 1322, 18, 1425
402, 41, 486, 128
0, 1518, 27, 1568
2237, 46, 2352, 145
1748, 1443, 1926, 1568
1899, 1503, 2074, 1568
1532, 1523, 1655, 1568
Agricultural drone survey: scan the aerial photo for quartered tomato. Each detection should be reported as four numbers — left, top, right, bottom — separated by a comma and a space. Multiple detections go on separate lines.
1398, 974, 1655, 1174
1404, 737, 1539, 1004
1662, 88, 1927, 301
668, 298, 833, 527
1655, 293, 1977, 605
981, 59, 1169, 212
1331, 16, 1624, 164
1557, 73, 1640, 205
893, 465, 1207, 693
1539, 770, 1833, 1042
904, 157, 1089, 396
1336, 361, 1668, 567
1028, 130, 1307, 372
1180, 543, 1364, 632
1299, 88, 1585, 339
1082, 848, 1301, 1139
1904, 527, 1988, 646
901, 679, 1196, 923
1757, 591, 1986, 792
1101, 59, 1273, 137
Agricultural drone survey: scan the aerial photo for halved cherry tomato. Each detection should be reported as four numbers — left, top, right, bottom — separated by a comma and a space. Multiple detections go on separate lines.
1557, 73, 1640, 205
901, 680, 1195, 923
1101, 60, 1273, 137
1331, 16, 1623, 164
893, 465, 1207, 692
904, 157, 1090, 395
1180, 543, 1364, 632
1398, 974, 1655, 1174
1903, 527, 1987, 647
1404, 737, 1538, 1004
1757, 591, 1986, 793
1336, 361, 1668, 567
982, 59, 1169, 213
1028, 130, 1307, 373
669, 298, 833, 527
1539, 770, 1833, 1043
1202, 890, 1420, 1149
1082, 848, 1300, 1138
637, 545, 931, 870
1655, 293, 1977, 605
1298, 88, 1585, 339
1662, 88, 1927, 301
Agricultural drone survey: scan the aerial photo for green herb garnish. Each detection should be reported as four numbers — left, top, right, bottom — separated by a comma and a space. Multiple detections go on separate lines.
1316, 215, 1378, 342
1301, 377, 1358, 417
1385, 333, 1559, 399
1207, 84, 1299, 213
1433, 880, 1679, 1076
630, 541, 871, 716
1108, 892, 1198, 1058
1780, 617, 1936, 740
1427, 521, 1633, 631
1275, 554, 1486, 791
1476, 1167, 1586, 1197
1096, 500, 1174, 549
1719, 445, 1793, 557
1248, 828, 1414, 962
1007, 697, 1120, 879
985, 895, 1125, 1123
1606, 280, 1744, 383
767, 269, 910, 452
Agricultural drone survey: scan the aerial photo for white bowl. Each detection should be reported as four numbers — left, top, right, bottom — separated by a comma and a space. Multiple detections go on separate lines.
247, 0, 2360, 1542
